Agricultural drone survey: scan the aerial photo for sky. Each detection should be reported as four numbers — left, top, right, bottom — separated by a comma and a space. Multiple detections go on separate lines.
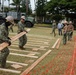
3, 0, 35, 11
3, 0, 50, 11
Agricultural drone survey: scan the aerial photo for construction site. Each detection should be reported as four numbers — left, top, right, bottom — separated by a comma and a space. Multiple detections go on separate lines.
0, 0, 76, 75
0, 24, 75, 75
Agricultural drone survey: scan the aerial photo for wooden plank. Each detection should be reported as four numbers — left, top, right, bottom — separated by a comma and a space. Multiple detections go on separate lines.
0, 29, 30, 51
9, 48, 40, 54
52, 38, 60, 48
10, 33, 51, 39
7, 61, 28, 66
10, 53, 38, 58
27, 53, 36, 56
21, 50, 52, 75
32, 48, 39, 51
56, 39, 61, 49
25, 60, 34, 63
12, 43, 49, 47
13, 41, 48, 45
11, 64, 23, 69
10, 45, 46, 50
0, 68, 21, 74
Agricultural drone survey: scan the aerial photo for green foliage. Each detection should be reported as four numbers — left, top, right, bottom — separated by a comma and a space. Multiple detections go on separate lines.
12, 0, 22, 5
11, 0, 32, 15
36, 0, 47, 17
45, 0, 76, 15
51, 14, 65, 21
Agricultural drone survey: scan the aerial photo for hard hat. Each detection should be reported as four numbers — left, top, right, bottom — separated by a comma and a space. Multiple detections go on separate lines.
21, 16, 25, 20
6, 16, 14, 22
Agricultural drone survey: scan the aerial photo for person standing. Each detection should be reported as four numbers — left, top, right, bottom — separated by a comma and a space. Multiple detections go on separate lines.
57, 21, 63, 35
0, 16, 14, 68
51, 20, 56, 37
67, 21, 74, 41
17, 16, 27, 50
63, 21, 68, 45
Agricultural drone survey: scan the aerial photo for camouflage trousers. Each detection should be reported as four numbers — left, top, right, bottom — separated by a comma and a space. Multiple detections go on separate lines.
0, 47, 9, 68
52, 28, 56, 36
19, 34, 27, 47
63, 32, 67, 45
67, 31, 73, 41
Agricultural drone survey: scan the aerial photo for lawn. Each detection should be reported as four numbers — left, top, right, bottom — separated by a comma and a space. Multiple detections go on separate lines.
0, 24, 76, 75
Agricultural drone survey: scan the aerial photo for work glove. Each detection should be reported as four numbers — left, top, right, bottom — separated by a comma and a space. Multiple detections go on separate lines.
8, 37, 11, 40
24, 30, 28, 33
5, 40, 11, 46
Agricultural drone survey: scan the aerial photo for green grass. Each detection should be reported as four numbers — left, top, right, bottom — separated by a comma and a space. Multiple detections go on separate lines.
0, 24, 76, 75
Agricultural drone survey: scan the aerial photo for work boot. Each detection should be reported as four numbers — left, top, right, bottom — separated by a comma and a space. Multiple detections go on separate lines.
19, 46, 25, 50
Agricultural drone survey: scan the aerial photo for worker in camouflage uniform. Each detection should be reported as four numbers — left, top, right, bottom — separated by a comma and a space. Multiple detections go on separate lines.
0, 16, 14, 68
18, 16, 27, 49
63, 21, 68, 45
51, 20, 56, 37
9, 24, 14, 32
67, 21, 74, 41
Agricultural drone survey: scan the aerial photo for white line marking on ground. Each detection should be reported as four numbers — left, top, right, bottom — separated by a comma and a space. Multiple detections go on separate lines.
0, 68, 21, 74
7, 61, 28, 66
10, 53, 38, 58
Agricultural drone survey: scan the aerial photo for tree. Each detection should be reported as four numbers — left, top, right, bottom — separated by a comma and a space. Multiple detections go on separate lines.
36, 0, 47, 22
21, 0, 32, 15
44, 0, 76, 21
45, 0, 76, 15
11, 0, 22, 12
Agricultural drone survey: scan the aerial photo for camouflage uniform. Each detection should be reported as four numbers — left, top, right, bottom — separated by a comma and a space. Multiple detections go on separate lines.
0, 23, 10, 68
9, 25, 13, 32
51, 22, 56, 36
67, 24, 74, 41
18, 21, 27, 49
63, 24, 68, 45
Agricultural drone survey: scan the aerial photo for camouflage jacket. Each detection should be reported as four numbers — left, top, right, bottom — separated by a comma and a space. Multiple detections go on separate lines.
52, 22, 56, 29
17, 21, 25, 33
0, 23, 9, 42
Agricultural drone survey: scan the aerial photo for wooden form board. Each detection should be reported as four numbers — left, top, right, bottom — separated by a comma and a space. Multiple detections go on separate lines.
10, 53, 38, 58
52, 38, 60, 48
11, 64, 23, 69
7, 61, 28, 66
10, 45, 46, 50
9, 48, 40, 54
0, 32, 26, 51
0, 68, 21, 74
0, 29, 31, 51
21, 50, 52, 75
56, 39, 61, 49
